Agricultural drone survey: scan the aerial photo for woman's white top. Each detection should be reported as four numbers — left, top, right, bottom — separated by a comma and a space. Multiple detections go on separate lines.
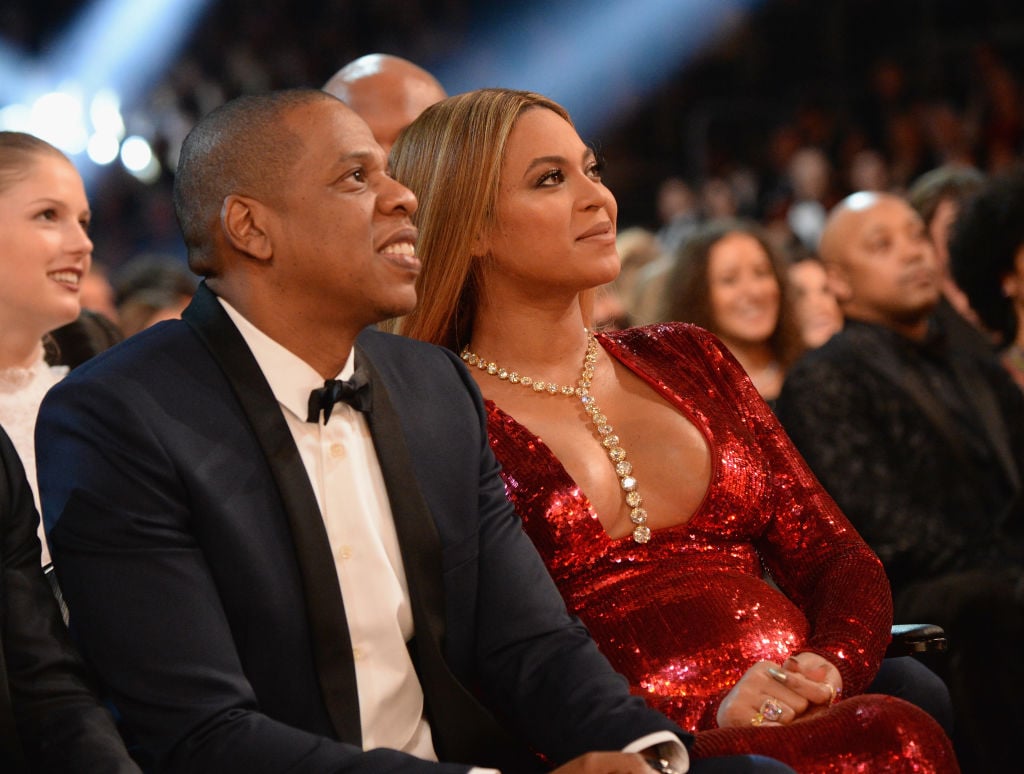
0, 345, 68, 565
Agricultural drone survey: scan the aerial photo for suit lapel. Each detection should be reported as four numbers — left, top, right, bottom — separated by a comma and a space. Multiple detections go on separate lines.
357, 349, 542, 771
182, 284, 362, 745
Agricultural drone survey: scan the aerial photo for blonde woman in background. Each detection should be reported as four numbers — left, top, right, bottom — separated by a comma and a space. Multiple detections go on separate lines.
0, 132, 92, 564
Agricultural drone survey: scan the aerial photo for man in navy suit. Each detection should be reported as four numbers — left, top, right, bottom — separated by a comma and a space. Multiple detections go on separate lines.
37, 89, 791, 774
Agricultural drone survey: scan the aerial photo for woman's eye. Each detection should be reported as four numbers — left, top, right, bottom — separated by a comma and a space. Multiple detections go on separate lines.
36, 208, 58, 221
586, 161, 603, 180
537, 169, 564, 186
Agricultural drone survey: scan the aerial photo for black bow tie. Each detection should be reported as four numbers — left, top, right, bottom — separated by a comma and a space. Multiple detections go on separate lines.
306, 369, 372, 423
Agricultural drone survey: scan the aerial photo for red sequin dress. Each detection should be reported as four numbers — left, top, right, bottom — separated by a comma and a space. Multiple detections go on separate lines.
485, 324, 958, 773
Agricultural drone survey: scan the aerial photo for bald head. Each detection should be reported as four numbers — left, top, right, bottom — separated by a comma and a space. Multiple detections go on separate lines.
818, 191, 897, 267
323, 54, 446, 153
819, 191, 940, 338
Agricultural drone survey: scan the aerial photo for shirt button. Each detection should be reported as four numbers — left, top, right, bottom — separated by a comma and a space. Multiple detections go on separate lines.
329, 443, 346, 458
353, 647, 363, 661
340, 545, 352, 560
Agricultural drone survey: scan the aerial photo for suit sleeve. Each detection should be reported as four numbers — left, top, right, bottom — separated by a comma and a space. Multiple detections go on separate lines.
445, 352, 689, 762
36, 377, 470, 774
0, 426, 140, 773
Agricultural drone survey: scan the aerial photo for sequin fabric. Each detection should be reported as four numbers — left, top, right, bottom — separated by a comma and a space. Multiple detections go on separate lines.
486, 323, 959, 773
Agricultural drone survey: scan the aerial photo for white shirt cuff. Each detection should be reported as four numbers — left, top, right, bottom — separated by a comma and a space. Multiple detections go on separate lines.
623, 731, 690, 773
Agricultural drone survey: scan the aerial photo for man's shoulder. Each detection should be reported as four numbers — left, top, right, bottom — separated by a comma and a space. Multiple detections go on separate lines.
357, 327, 463, 379
49, 319, 205, 399
790, 325, 882, 375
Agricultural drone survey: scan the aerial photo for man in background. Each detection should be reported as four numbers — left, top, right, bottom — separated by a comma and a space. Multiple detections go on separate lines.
324, 53, 447, 153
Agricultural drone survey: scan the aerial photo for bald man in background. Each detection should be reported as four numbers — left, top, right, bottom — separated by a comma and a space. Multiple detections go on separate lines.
323, 53, 447, 153
776, 191, 1024, 773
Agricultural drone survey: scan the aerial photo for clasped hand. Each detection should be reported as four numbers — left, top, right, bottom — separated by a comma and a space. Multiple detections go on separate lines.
716, 652, 841, 728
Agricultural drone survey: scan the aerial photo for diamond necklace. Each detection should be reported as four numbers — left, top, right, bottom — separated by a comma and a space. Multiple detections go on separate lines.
461, 329, 651, 544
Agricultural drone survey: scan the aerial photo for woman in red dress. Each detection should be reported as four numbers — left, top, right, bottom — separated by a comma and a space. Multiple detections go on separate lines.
391, 88, 958, 773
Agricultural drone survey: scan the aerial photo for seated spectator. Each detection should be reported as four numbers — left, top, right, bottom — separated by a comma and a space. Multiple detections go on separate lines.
948, 166, 1024, 390
907, 164, 993, 357
0, 131, 93, 564
48, 309, 124, 370
323, 53, 446, 153
393, 86, 958, 773
1, 423, 139, 772
785, 253, 842, 349
662, 219, 804, 405
776, 190, 1024, 773
79, 261, 120, 326
112, 253, 196, 337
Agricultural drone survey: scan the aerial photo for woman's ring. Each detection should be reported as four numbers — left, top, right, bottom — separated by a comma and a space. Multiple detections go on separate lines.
759, 697, 785, 723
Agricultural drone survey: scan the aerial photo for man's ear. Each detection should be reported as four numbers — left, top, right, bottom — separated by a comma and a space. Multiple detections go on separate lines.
221, 194, 273, 261
826, 262, 853, 304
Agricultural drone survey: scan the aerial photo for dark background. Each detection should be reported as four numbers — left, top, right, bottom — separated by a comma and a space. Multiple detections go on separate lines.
3, 0, 1023, 269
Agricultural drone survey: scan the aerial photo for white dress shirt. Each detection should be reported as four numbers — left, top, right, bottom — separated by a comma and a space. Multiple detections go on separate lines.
222, 301, 435, 759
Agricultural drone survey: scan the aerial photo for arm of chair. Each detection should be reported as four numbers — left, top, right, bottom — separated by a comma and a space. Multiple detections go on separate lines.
887, 623, 947, 657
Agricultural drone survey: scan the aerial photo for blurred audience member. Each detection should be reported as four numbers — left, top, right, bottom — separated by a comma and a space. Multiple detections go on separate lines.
631, 178, 701, 325
654, 176, 699, 256
613, 226, 664, 325
949, 167, 1024, 390
48, 309, 124, 371
664, 219, 803, 404
907, 164, 988, 336
846, 148, 891, 193
113, 253, 196, 337
785, 147, 834, 251
786, 253, 842, 349
0, 132, 92, 564
78, 261, 120, 326
323, 53, 446, 153
776, 191, 1024, 774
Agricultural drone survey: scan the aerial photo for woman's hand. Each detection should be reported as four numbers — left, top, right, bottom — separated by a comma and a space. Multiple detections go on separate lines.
780, 652, 842, 716
715, 656, 839, 728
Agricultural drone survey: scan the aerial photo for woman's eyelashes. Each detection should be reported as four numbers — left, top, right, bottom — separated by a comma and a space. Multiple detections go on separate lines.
536, 168, 565, 187
534, 159, 605, 188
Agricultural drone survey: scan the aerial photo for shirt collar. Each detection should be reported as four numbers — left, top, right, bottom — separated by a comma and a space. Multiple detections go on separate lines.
218, 297, 355, 422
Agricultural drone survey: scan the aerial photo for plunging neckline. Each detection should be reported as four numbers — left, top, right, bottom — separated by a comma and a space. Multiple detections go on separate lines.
482, 334, 718, 543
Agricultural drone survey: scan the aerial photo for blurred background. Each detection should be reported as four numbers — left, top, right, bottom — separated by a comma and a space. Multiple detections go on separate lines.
2, 0, 1022, 272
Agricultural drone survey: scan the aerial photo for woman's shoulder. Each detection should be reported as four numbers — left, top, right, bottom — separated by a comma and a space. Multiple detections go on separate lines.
602, 321, 720, 350
601, 322, 736, 367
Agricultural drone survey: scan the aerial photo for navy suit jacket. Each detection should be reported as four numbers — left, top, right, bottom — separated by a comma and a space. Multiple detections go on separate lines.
37, 284, 686, 773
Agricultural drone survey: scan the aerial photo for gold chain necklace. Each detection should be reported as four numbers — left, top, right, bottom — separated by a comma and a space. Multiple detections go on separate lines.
461, 329, 651, 544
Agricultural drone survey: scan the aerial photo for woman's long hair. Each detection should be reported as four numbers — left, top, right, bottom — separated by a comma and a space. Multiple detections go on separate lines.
663, 218, 805, 369
390, 88, 572, 352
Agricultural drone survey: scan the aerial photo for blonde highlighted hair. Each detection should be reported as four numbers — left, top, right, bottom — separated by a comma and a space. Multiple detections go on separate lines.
390, 88, 571, 351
